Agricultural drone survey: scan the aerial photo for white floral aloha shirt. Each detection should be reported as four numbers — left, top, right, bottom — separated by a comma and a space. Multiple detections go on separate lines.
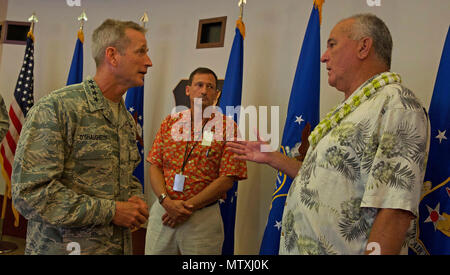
280, 75, 430, 255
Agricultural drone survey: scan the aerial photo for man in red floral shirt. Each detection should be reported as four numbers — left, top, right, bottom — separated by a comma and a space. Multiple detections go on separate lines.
145, 67, 247, 255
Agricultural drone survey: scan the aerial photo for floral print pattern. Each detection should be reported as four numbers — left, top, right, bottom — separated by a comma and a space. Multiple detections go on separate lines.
280, 76, 430, 254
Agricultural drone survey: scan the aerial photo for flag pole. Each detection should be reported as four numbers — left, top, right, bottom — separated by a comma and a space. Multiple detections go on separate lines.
0, 195, 17, 254
239, 0, 246, 19
218, 0, 246, 255
28, 12, 38, 35
129, 12, 149, 234
78, 10, 88, 31
77, 10, 87, 44
0, 11, 38, 255
67, 11, 85, 85
140, 11, 149, 28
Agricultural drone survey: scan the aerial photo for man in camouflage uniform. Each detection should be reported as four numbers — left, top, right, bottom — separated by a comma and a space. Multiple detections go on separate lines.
11, 19, 152, 255
0, 94, 8, 141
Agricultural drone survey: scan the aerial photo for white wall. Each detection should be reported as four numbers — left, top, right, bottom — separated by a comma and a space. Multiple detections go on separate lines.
0, 0, 449, 254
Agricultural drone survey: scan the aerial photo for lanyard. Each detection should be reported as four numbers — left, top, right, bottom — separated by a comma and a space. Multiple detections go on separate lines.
180, 118, 210, 174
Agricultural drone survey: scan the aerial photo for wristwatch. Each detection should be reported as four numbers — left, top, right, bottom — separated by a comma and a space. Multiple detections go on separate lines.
158, 193, 167, 204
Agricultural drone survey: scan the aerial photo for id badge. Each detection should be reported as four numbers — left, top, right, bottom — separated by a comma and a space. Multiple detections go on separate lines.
173, 173, 186, 192
201, 130, 213, 146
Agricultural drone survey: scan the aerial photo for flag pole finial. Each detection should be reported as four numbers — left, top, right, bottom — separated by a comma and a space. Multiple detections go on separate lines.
78, 10, 88, 31
236, 0, 246, 39
28, 12, 38, 35
238, 0, 246, 19
140, 12, 149, 28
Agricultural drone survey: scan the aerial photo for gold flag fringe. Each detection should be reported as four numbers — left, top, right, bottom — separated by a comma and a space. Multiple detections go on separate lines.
78, 29, 84, 44
314, 0, 324, 25
236, 18, 245, 39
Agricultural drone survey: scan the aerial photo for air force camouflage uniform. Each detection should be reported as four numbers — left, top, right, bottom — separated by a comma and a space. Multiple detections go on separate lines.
0, 94, 9, 140
12, 78, 143, 255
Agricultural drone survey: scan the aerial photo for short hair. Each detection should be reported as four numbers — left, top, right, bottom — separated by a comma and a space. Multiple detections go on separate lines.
92, 19, 146, 67
345, 14, 393, 69
188, 67, 218, 88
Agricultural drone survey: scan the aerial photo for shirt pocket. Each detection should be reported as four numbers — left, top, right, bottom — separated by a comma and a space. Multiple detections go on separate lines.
128, 140, 140, 163
72, 137, 115, 198
196, 143, 221, 174
126, 141, 141, 178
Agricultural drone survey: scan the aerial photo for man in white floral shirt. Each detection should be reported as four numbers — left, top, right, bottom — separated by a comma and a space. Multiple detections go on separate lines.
229, 14, 430, 255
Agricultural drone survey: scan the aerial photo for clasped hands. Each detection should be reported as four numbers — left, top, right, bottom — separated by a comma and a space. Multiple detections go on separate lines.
161, 198, 194, 228
112, 196, 149, 230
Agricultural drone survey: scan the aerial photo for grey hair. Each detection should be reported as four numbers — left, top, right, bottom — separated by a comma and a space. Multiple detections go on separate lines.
91, 19, 146, 67
344, 14, 393, 69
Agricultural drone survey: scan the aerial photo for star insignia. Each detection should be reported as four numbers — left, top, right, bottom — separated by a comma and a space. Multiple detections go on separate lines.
424, 203, 446, 231
295, 115, 304, 125
435, 129, 447, 144
274, 221, 282, 231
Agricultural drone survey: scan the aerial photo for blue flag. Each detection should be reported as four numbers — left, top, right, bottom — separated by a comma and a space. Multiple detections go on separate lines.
67, 30, 84, 85
125, 85, 145, 190
415, 26, 450, 255
218, 18, 245, 255
259, 3, 321, 255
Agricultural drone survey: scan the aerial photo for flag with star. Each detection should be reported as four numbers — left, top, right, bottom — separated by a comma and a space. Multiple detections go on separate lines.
415, 26, 450, 255
0, 30, 35, 227
66, 29, 84, 85
125, 85, 145, 190
218, 17, 245, 255
259, 0, 322, 255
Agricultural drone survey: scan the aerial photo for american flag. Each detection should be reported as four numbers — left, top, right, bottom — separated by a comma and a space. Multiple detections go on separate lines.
0, 31, 35, 226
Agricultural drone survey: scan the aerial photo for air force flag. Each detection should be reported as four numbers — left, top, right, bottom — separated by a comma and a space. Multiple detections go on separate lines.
259, 1, 321, 255
415, 26, 450, 255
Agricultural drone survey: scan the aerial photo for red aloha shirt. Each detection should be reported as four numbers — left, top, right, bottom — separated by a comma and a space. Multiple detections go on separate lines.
147, 109, 247, 201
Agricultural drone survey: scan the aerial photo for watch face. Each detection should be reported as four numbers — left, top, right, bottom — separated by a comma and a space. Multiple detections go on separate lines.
159, 194, 166, 203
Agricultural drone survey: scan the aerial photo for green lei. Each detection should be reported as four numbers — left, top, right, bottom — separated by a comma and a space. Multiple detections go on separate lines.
308, 72, 402, 148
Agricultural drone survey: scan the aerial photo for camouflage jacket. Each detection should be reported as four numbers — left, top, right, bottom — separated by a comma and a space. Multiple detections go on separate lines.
0, 94, 9, 141
12, 78, 143, 255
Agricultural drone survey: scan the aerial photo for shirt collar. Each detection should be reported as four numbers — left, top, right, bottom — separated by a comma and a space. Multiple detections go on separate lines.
83, 77, 128, 126
83, 77, 109, 112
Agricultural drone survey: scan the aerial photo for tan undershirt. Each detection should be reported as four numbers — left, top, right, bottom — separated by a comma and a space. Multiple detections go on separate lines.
106, 98, 120, 123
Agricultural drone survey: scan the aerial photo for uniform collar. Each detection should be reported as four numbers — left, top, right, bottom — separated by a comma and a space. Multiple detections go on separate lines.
83, 77, 127, 127
83, 77, 108, 112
